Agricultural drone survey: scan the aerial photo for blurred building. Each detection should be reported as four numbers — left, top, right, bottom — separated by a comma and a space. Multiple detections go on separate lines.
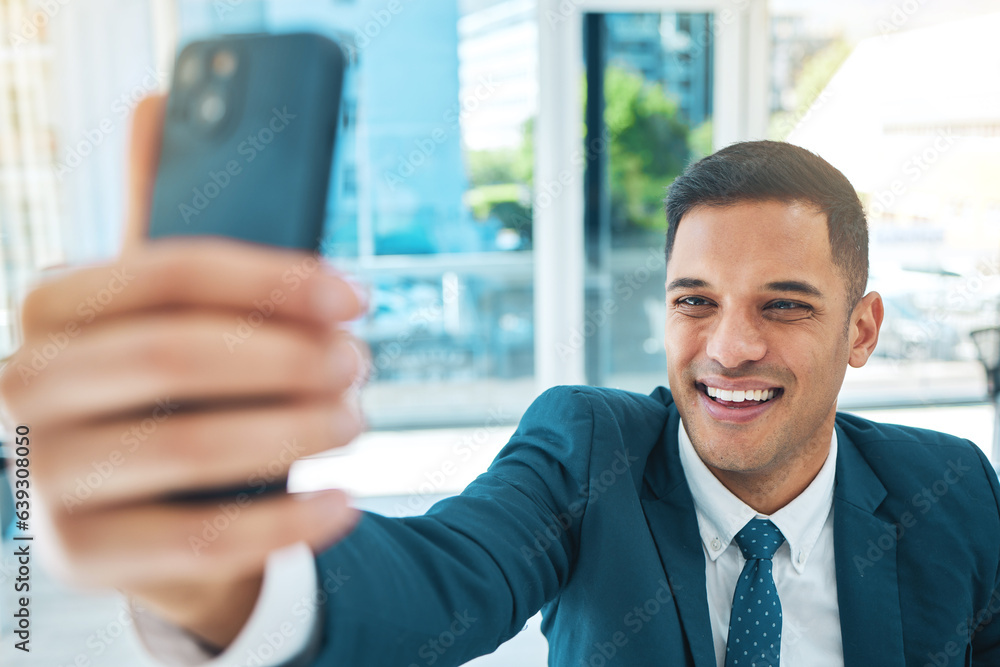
458, 0, 537, 151
0, 0, 63, 355
788, 11, 1000, 262
177, 0, 470, 256
605, 13, 712, 127
769, 13, 835, 119
789, 11, 1000, 370
456, 2, 712, 147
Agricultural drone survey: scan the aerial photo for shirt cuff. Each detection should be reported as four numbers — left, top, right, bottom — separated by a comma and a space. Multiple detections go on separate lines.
131, 542, 320, 667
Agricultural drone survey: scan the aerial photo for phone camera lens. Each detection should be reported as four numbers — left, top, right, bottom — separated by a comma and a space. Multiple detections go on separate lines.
197, 92, 227, 125
212, 50, 238, 78
177, 53, 202, 88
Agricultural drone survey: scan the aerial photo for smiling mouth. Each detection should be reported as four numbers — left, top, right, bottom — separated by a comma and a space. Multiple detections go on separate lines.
696, 383, 784, 407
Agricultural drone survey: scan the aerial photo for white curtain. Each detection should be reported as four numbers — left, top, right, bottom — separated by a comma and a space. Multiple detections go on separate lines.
49, 0, 175, 264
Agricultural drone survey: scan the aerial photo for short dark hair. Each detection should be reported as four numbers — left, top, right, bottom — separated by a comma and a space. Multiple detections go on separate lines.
664, 140, 869, 310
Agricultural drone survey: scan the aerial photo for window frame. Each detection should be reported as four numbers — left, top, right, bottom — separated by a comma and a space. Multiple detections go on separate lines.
533, 0, 769, 390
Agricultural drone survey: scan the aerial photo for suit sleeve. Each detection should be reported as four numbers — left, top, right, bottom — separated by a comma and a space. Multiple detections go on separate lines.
305, 386, 598, 666
970, 445, 1000, 666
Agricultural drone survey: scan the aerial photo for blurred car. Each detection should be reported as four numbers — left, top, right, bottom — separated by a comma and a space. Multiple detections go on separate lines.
874, 293, 962, 361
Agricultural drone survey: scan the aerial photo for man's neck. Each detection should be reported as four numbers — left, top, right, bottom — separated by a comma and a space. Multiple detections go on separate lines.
706, 435, 833, 515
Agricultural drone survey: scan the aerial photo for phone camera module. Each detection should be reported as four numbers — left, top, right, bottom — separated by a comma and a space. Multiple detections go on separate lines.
212, 50, 238, 78
177, 52, 203, 88
196, 91, 228, 126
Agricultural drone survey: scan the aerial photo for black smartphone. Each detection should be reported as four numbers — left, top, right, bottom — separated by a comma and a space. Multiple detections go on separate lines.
149, 33, 345, 503
148, 32, 345, 250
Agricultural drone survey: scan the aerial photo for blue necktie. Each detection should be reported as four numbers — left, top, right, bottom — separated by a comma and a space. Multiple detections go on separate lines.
725, 518, 785, 667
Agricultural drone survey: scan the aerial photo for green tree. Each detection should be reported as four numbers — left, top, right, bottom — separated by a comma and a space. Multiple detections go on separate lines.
464, 65, 700, 242
769, 39, 852, 141
600, 66, 691, 234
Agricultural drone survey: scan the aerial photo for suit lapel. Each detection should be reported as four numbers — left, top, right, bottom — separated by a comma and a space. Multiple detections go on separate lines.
641, 406, 717, 667
833, 424, 906, 667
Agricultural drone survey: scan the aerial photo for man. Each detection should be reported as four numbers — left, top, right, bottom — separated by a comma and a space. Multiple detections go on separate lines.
3, 99, 999, 667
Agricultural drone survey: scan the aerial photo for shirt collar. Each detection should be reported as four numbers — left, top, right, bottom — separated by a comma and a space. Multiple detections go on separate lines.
677, 419, 837, 574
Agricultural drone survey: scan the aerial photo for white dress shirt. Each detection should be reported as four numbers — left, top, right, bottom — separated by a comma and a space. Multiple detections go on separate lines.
678, 420, 844, 667
135, 424, 846, 667
132, 542, 318, 667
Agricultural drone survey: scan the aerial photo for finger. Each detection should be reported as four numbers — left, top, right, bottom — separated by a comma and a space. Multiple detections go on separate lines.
36, 398, 364, 509
7, 312, 366, 426
123, 94, 167, 251
42, 489, 359, 588
18, 238, 367, 338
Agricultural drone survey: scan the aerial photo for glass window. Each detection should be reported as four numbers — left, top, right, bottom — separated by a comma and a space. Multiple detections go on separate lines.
176, 0, 539, 428
582, 11, 714, 390
771, 3, 1000, 408
0, 0, 63, 357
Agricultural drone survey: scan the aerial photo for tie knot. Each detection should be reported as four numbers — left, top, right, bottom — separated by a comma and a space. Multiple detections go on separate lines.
733, 518, 785, 561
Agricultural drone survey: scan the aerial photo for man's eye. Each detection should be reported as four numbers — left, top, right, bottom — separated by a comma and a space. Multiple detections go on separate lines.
679, 296, 710, 307
767, 301, 812, 316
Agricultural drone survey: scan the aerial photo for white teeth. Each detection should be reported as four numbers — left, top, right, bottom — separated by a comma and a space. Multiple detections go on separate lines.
704, 386, 778, 403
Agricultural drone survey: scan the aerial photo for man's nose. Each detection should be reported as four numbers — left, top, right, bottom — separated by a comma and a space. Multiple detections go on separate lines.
704, 308, 767, 368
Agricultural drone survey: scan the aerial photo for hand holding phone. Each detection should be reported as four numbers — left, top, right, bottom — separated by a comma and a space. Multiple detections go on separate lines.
0, 35, 366, 649
148, 33, 351, 502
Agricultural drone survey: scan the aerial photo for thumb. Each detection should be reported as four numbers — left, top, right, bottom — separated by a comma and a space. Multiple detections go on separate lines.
122, 94, 167, 253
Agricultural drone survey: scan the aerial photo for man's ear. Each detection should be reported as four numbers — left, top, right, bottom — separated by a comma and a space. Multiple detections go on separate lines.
122, 95, 167, 253
848, 291, 884, 368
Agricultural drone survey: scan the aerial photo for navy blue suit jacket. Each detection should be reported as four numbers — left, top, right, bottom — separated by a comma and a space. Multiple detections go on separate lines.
309, 386, 1000, 666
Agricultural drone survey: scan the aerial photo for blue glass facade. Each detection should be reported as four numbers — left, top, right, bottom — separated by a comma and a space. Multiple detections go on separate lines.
176, 0, 472, 257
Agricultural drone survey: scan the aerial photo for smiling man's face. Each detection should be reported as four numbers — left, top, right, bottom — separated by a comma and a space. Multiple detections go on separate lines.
665, 199, 880, 497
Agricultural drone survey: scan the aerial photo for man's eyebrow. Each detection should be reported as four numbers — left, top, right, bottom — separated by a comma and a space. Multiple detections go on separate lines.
764, 280, 824, 298
665, 278, 825, 298
666, 277, 710, 292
